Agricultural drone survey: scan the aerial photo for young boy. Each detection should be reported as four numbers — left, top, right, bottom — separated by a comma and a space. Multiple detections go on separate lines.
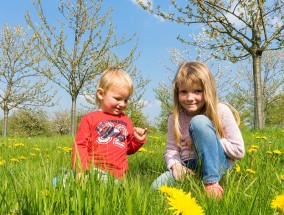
72, 68, 147, 179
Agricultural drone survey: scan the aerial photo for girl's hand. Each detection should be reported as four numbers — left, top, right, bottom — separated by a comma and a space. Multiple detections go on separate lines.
171, 163, 195, 181
133, 127, 147, 142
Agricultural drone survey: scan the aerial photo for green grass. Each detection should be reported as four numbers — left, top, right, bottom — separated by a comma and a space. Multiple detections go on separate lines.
0, 128, 283, 214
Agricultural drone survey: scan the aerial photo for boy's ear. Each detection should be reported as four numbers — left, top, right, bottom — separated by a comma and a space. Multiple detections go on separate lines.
96, 88, 104, 100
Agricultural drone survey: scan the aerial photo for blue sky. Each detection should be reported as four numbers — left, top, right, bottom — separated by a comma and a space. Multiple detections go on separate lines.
0, 0, 200, 122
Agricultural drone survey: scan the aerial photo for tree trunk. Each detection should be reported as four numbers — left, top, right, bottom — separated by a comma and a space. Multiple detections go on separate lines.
252, 55, 265, 129
70, 97, 77, 136
2, 108, 9, 137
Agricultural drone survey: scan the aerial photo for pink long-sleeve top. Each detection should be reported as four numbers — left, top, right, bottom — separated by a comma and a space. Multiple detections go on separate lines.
164, 103, 245, 170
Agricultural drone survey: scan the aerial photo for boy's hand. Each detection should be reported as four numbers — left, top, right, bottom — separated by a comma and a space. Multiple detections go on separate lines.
133, 127, 147, 142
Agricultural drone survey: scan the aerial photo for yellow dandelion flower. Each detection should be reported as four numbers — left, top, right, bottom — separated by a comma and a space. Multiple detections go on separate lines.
34, 148, 41, 151
280, 174, 284, 181
41, 189, 49, 197
271, 194, 284, 213
248, 148, 257, 153
162, 142, 166, 146
10, 158, 20, 163
266, 151, 273, 155
235, 164, 241, 172
246, 169, 256, 174
63, 147, 72, 152
261, 136, 267, 140
138, 147, 147, 152
273, 150, 282, 155
19, 156, 26, 160
30, 153, 36, 156
0, 160, 6, 166
159, 186, 204, 215
14, 143, 25, 147
251, 145, 259, 149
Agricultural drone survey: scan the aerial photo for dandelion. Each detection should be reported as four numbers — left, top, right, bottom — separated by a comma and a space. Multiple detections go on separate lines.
34, 148, 41, 151
273, 150, 282, 155
248, 148, 257, 153
246, 169, 256, 174
10, 158, 20, 163
41, 189, 49, 197
251, 145, 259, 149
30, 153, 36, 156
159, 186, 204, 215
63, 147, 72, 152
19, 156, 26, 160
14, 143, 25, 147
235, 164, 240, 172
0, 160, 6, 166
271, 194, 284, 213
266, 151, 273, 155
280, 174, 284, 181
138, 147, 147, 152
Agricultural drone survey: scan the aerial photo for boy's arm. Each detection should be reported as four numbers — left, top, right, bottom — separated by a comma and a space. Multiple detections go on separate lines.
126, 127, 147, 155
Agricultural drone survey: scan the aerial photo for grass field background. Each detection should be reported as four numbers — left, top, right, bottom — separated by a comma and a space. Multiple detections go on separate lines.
0, 127, 283, 214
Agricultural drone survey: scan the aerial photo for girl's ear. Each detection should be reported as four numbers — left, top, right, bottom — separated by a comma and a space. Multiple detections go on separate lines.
96, 88, 104, 100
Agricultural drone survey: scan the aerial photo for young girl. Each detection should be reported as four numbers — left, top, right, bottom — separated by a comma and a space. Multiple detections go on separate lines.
152, 61, 245, 199
72, 68, 147, 180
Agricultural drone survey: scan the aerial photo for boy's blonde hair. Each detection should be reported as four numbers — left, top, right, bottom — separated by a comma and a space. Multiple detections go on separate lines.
95, 68, 134, 105
172, 61, 240, 145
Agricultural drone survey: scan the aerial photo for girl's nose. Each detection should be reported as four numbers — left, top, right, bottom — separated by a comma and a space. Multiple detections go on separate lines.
186, 93, 194, 100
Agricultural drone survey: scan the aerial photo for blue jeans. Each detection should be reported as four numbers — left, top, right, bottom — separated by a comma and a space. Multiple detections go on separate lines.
152, 115, 229, 189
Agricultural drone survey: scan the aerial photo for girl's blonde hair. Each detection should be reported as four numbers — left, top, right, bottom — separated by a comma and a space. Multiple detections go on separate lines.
95, 68, 134, 105
172, 61, 240, 145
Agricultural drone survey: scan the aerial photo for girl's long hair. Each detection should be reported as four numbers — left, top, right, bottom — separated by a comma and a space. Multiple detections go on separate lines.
172, 61, 240, 145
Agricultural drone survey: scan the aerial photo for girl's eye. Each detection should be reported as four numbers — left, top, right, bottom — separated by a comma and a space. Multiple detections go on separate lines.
179, 90, 187, 94
195, 90, 203, 93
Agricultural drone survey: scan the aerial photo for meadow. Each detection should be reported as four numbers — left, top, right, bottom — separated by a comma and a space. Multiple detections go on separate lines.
0, 127, 283, 214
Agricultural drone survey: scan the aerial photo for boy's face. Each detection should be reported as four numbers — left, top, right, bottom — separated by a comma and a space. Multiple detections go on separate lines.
97, 85, 131, 115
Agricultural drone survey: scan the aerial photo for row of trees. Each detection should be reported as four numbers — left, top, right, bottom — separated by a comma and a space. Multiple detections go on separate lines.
0, 107, 151, 138
0, 0, 150, 137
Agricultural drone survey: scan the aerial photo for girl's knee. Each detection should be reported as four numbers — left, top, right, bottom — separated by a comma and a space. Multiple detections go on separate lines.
190, 115, 211, 130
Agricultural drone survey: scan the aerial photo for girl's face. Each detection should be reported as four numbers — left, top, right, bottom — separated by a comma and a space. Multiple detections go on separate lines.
178, 83, 205, 117
97, 85, 130, 115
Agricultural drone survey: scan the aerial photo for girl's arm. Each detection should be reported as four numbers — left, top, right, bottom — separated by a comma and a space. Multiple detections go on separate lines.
219, 103, 245, 160
164, 114, 183, 170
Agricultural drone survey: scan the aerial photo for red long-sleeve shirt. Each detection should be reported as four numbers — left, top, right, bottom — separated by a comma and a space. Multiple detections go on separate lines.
72, 111, 145, 179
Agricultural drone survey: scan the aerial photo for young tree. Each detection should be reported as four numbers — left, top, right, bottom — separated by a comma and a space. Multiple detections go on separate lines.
137, 0, 284, 129
25, 0, 141, 135
227, 50, 284, 126
0, 24, 55, 137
